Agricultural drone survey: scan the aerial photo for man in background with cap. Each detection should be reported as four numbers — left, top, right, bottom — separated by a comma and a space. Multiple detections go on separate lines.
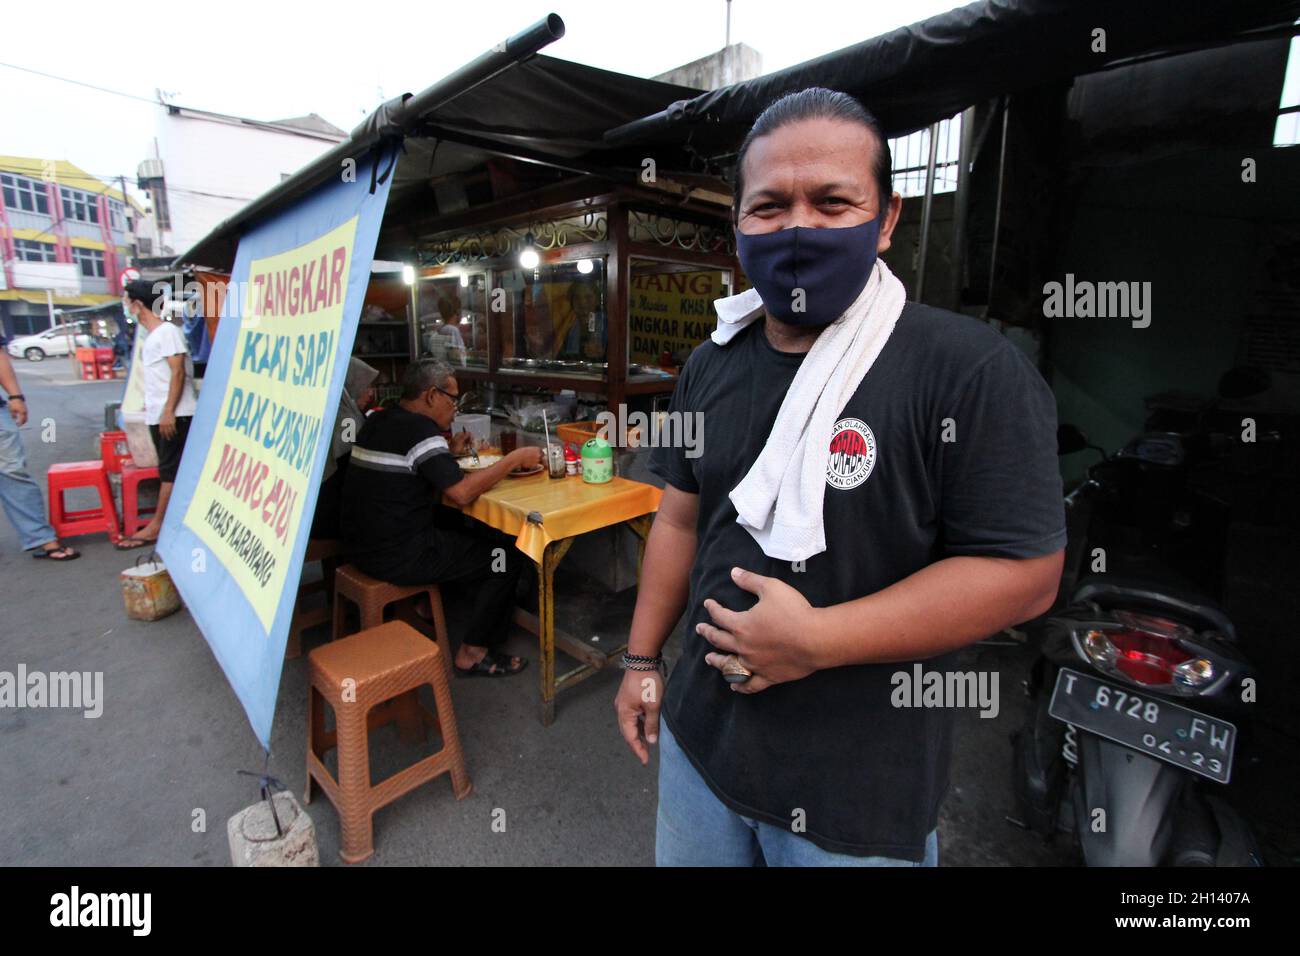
116, 279, 199, 549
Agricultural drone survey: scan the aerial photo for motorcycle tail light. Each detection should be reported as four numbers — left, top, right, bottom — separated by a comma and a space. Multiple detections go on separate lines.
1107, 627, 1194, 685
1082, 629, 1118, 668
1173, 656, 1216, 687
1075, 611, 1210, 688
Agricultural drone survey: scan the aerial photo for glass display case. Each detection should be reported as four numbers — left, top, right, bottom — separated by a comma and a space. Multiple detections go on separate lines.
496, 257, 608, 377
396, 197, 741, 408
416, 271, 488, 368
354, 273, 411, 361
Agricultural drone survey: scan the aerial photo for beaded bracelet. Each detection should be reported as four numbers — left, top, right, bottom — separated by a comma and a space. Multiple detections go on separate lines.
620, 652, 663, 671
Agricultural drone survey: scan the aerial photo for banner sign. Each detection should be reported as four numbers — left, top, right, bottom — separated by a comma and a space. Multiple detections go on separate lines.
628, 268, 727, 364
158, 152, 396, 747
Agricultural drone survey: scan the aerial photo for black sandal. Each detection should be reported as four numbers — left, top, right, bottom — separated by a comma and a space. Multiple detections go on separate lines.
455, 649, 529, 678
32, 544, 80, 561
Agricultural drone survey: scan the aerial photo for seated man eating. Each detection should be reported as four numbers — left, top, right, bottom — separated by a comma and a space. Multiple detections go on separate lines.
341, 359, 543, 676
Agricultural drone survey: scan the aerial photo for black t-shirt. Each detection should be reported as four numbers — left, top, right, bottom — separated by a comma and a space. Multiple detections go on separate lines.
340, 405, 464, 575
648, 302, 1066, 859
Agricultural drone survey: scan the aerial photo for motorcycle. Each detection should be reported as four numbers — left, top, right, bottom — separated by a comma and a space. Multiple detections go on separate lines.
1010, 382, 1266, 866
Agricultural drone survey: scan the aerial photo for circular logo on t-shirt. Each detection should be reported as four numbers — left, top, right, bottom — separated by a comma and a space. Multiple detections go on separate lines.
826, 418, 877, 490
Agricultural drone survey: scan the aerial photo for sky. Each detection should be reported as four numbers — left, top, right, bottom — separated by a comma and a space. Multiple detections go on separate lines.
0, 0, 962, 204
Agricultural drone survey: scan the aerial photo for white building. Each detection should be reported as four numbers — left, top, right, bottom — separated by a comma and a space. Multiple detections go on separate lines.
137, 105, 347, 262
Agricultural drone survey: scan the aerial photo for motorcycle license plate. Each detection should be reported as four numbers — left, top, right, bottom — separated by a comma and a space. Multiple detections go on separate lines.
1048, 668, 1235, 784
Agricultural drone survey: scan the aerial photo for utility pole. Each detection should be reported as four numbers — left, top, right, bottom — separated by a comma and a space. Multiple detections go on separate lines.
725, 0, 732, 47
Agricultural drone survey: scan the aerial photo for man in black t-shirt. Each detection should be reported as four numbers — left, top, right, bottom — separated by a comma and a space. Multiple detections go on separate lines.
615, 88, 1066, 865
341, 359, 544, 676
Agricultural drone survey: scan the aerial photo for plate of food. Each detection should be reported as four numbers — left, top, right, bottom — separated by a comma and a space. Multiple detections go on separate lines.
507, 464, 545, 478
457, 452, 502, 471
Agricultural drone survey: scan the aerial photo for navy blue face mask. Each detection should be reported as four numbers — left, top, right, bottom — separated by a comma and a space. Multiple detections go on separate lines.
735, 218, 880, 326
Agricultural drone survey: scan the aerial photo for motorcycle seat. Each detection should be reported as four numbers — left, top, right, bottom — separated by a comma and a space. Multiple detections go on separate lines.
1071, 574, 1235, 640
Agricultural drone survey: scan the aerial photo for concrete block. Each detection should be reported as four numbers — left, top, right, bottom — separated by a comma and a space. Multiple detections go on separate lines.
228, 792, 319, 867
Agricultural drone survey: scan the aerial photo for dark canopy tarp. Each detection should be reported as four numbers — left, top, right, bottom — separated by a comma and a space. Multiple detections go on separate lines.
176, 54, 702, 270
405, 55, 700, 158
605, 0, 1300, 153
1066, 37, 1295, 165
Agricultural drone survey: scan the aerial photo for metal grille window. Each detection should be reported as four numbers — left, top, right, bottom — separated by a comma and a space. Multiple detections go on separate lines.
149, 184, 171, 231
60, 186, 100, 224
108, 199, 126, 232
887, 113, 962, 198
13, 239, 57, 262
1, 174, 50, 215
72, 246, 105, 278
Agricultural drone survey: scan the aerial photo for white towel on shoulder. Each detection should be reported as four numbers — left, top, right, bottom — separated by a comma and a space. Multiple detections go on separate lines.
711, 286, 766, 346
714, 258, 906, 561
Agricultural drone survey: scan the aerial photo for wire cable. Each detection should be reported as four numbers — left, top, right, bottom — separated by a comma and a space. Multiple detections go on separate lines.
0, 60, 162, 105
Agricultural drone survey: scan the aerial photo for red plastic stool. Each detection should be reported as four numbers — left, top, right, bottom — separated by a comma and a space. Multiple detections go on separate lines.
121, 463, 161, 537
74, 348, 98, 381
99, 431, 130, 474
94, 348, 115, 380
48, 461, 120, 540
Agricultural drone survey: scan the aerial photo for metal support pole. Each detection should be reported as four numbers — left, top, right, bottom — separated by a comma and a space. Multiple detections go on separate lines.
914, 121, 941, 303
949, 107, 976, 313
985, 97, 1011, 320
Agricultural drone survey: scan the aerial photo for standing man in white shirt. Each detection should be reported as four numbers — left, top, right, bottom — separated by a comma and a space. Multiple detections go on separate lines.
116, 279, 198, 549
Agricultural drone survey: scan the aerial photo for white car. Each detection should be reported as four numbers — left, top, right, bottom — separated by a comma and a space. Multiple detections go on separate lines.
6, 325, 95, 361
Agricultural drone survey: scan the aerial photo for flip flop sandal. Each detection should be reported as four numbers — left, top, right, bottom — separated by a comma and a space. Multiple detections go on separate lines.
455, 649, 529, 678
114, 536, 154, 551
32, 545, 80, 561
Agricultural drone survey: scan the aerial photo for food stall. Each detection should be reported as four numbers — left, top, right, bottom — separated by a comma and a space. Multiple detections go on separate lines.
408, 198, 736, 405
346, 193, 741, 450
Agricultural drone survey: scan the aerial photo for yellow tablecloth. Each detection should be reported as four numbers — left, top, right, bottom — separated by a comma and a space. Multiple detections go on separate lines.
446, 473, 661, 564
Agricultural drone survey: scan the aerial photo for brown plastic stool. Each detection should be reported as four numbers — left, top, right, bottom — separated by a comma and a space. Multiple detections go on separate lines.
332, 564, 452, 673
304, 620, 472, 863
287, 539, 344, 659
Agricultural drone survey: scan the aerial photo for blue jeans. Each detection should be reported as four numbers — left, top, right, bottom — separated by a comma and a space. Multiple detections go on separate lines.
656, 719, 939, 867
0, 406, 56, 550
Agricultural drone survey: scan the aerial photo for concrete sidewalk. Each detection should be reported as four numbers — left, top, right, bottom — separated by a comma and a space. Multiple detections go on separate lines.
0, 373, 1076, 866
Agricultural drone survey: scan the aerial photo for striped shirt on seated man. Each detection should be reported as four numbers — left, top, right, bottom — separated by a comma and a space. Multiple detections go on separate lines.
340, 359, 543, 677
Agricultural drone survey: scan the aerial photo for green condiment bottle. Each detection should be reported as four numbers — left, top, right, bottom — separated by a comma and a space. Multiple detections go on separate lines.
581, 437, 613, 484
